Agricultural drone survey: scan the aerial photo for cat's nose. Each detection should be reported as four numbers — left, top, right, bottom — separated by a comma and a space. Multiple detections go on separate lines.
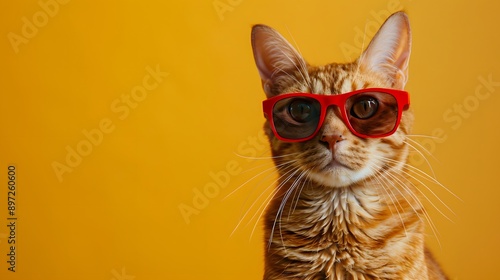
320, 134, 344, 151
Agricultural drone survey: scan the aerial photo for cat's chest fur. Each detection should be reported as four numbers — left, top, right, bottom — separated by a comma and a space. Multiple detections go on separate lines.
264, 181, 428, 280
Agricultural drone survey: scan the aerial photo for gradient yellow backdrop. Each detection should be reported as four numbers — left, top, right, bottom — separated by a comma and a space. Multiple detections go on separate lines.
1, 1, 499, 279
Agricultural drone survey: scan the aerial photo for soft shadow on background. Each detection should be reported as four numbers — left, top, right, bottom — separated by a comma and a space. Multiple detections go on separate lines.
1, 1, 499, 279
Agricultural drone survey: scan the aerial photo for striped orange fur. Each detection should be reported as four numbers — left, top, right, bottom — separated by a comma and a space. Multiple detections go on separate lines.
251, 12, 448, 279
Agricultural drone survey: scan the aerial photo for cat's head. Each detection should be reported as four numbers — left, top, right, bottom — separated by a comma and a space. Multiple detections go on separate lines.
251, 12, 413, 188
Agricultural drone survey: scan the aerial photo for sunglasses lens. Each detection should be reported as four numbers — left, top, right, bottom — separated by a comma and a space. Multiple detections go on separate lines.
346, 91, 399, 136
272, 97, 321, 140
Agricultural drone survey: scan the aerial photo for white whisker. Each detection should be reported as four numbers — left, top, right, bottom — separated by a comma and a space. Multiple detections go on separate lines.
229, 160, 297, 237
406, 134, 442, 140
399, 168, 456, 221
373, 154, 457, 219
234, 151, 299, 161
289, 170, 311, 217
381, 168, 442, 248
248, 164, 301, 241
404, 139, 438, 179
370, 169, 408, 237
268, 167, 302, 249
224, 159, 295, 200
378, 155, 461, 201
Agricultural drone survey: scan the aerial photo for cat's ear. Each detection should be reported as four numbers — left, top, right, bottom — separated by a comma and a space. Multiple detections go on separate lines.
251, 25, 307, 97
359, 11, 411, 89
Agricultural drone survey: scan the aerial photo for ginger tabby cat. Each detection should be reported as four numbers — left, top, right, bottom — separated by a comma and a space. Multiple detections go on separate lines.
251, 11, 448, 280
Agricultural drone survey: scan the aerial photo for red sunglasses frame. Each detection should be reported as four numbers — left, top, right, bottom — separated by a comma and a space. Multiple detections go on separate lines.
262, 88, 410, 142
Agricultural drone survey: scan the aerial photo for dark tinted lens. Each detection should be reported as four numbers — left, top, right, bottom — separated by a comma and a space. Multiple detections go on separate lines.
288, 99, 314, 123
346, 92, 398, 136
351, 97, 379, 119
272, 97, 321, 139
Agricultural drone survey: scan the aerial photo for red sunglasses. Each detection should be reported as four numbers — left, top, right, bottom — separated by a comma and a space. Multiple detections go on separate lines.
262, 88, 410, 142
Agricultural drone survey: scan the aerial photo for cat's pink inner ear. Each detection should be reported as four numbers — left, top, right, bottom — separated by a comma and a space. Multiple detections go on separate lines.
359, 11, 412, 89
251, 25, 306, 96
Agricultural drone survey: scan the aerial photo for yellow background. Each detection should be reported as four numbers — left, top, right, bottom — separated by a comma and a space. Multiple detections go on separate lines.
1, 0, 499, 279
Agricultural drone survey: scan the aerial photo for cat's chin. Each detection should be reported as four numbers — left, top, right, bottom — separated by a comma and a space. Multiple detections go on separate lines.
307, 164, 373, 188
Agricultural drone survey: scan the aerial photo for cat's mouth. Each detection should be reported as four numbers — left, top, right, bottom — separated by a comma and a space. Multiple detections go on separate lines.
324, 157, 350, 170
304, 148, 370, 188
320, 145, 352, 171
308, 166, 355, 188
